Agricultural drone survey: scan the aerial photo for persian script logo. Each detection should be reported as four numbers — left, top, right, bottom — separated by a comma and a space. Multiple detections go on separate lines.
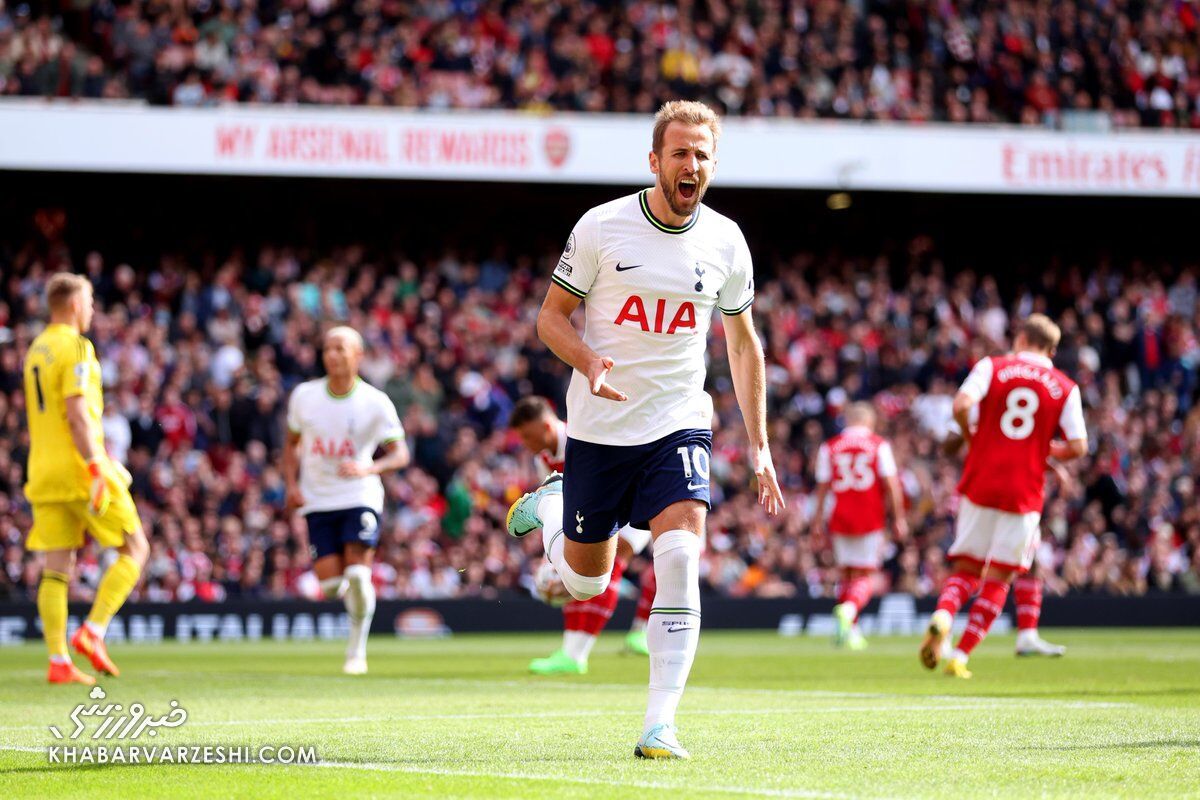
49, 686, 188, 741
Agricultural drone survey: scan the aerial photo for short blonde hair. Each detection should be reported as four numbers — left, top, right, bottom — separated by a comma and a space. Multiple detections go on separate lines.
46, 273, 90, 311
845, 402, 876, 429
1019, 314, 1062, 353
324, 325, 364, 352
652, 100, 722, 155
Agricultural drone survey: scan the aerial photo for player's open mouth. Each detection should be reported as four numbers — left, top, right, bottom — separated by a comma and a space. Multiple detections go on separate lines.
679, 178, 698, 200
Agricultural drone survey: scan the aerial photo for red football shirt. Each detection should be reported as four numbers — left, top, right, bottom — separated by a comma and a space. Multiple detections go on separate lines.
816, 427, 897, 535
956, 353, 1086, 514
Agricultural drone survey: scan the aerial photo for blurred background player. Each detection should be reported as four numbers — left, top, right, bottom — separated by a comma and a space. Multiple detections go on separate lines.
24, 273, 149, 685
508, 101, 786, 759
509, 395, 652, 673
283, 326, 409, 675
811, 402, 907, 650
944, 412, 1067, 657
922, 315, 1087, 678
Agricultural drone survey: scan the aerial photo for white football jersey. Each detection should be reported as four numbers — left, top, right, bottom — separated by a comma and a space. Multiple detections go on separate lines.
286, 377, 405, 514
552, 189, 754, 446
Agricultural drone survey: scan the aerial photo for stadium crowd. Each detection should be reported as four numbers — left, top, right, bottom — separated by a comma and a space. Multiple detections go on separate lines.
0, 220, 1197, 605
2, 0, 1200, 127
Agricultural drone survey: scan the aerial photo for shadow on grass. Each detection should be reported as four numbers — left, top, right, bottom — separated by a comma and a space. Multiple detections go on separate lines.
1025, 739, 1200, 751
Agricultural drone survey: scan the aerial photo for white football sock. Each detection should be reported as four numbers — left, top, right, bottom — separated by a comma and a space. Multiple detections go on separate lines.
563, 630, 597, 662
644, 530, 702, 734
950, 647, 969, 663
85, 620, 108, 638
320, 576, 347, 600
343, 564, 375, 661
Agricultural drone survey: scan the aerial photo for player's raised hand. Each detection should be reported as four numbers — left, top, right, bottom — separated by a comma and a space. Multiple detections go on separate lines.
586, 355, 627, 402
86, 460, 110, 517
751, 445, 786, 516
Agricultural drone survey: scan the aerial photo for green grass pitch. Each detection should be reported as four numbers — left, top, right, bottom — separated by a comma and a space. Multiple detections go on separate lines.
2, 630, 1198, 798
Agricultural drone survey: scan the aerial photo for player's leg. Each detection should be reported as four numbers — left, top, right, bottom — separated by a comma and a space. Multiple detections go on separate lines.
1013, 571, 1065, 657
35, 525, 96, 687
73, 516, 148, 678
922, 499, 989, 670
28, 503, 92, 683
341, 541, 376, 675
833, 567, 873, 649
337, 508, 380, 675
832, 533, 881, 650
626, 564, 655, 657
943, 508, 1039, 677
633, 429, 711, 760
614, 528, 652, 656
638, 499, 705, 760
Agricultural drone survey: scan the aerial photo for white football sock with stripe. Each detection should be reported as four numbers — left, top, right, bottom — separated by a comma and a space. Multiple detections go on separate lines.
644, 530, 702, 734
343, 564, 375, 661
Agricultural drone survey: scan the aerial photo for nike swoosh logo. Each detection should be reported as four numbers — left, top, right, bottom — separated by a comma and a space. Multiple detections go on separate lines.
666, 626, 693, 633
614, 262, 644, 272
687, 482, 707, 491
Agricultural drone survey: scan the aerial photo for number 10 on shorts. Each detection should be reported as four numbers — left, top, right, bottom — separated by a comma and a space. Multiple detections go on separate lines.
677, 445, 710, 488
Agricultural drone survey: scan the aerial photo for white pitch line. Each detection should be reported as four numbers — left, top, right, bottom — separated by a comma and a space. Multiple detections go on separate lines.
312, 760, 866, 800
0, 700, 1133, 735
16, 670, 1135, 711
0, 745, 868, 800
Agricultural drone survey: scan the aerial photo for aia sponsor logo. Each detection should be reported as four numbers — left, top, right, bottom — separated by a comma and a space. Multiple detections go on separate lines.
614, 296, 696, 334
311, 437, 356, 458
544, 128, 570, 168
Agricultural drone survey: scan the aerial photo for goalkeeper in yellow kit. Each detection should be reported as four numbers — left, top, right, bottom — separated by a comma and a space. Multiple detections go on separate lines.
24, 273, 149, 685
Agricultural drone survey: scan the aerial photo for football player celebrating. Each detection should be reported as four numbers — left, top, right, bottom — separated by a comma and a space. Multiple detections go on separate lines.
922, 315, 1087, 678
507, 101, 785, 758
283, 326, 409, 675
811, 402, 907, 650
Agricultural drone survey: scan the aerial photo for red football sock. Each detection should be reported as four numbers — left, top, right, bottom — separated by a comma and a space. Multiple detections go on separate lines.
1013, 575, 1042, 631
562, 601, 584, 633
574, 558, 626, 636
838, 574, 874, 621
935, 572, 981, 617
634, 565, 656, 624
955, 579, 1010, 656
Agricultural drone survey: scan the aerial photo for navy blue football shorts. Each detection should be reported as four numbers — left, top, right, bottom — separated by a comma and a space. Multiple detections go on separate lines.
562, 428, 712, 544
305, 506, 380, 560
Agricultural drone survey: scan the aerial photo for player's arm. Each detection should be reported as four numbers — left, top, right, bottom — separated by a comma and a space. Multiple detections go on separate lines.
810, 482, 829, 537
536, 284, 627, 402
724, 309, 785, 515
953, 358, 992, 447
885, 475, 908, 541
1049, 386, 1088, 462
282, 429, 305, 511
65, 394, 110, 515
951, 392, 978, 448
876, 441, 907, 540
338, 439, 411, 477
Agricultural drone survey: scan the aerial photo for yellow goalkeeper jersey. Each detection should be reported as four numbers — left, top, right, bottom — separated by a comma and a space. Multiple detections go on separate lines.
23, 323, 106, 503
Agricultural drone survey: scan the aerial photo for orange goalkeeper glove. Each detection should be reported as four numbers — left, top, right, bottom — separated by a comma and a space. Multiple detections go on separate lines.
86, 460, 110, 517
